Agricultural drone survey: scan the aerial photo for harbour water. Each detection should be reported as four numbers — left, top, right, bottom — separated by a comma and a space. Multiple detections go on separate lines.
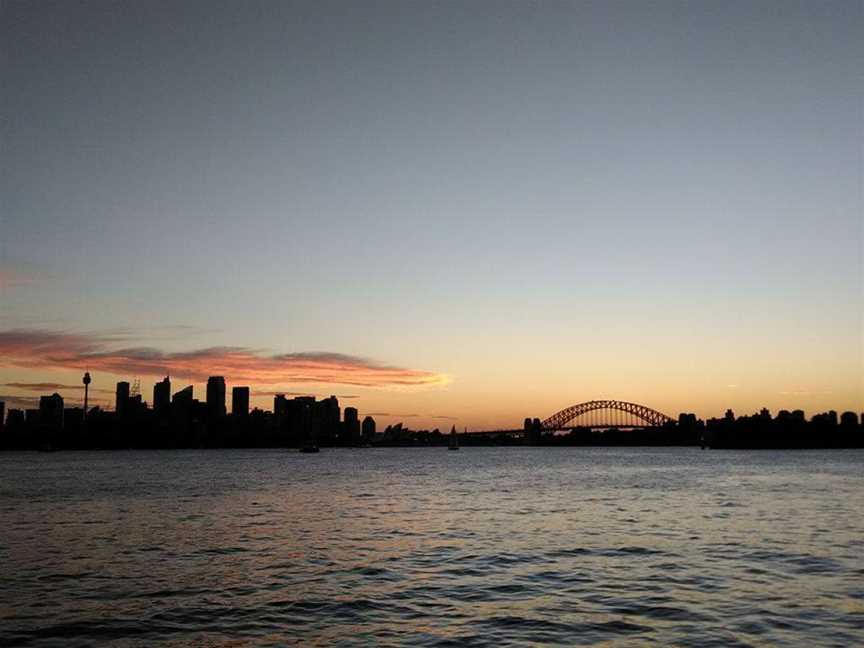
1, 447, 862, 646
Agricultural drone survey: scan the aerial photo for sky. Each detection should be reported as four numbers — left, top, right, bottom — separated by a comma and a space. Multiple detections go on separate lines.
1, 1, 862, 428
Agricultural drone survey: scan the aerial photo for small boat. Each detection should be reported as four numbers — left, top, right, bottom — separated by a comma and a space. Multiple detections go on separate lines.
448, 425, 460, 450
300, 444, 320, 453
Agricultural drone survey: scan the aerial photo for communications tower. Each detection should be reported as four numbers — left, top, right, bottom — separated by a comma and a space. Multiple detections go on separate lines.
82, 371, 91, 421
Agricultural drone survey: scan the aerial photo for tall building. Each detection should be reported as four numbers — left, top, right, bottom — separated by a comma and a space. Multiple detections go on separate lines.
840, 411, 859, 427
171, 385, 194, 433
115, 381, 130, 418
362, 415, 376, 443
153, 376, 171, 417
232, 386, 250, 416
39, 393, 64, 428
316, 395, 340, 444
173, 385, 193, 404
206, 376, 226, 419
287, 396, 314, 446
343, 407, 360, 446
6, 409, 24, 428
0, 401, 5, 429
274, 394, 289, 418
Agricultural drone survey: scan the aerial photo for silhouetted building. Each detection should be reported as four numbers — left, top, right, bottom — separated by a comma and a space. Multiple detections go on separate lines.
528, 418, 543, 444
39, 393, 64, 428
232, 386, 250, 416
362, 415, 376, 443
3, 408, 24, 449
315, 395, 340, 444
116, 381, 130, 417
171, 385, 195, 438
127, 394, 143, 416
173, 385, 193, 405
206, 376, 226, 419
286, 396, 314, 446
64, 407, 84, 430
7, 408, 23, 428
153, 376, 171, 417
343, 406, 360, 445
840, 411, 859, 427
274, 394, 289, 421
0, 401, 4, 429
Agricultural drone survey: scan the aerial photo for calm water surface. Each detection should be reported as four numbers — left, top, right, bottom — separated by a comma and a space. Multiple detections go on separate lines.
1, 448, 862, 646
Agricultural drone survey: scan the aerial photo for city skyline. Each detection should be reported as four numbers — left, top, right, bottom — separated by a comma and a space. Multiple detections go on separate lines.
2, 2, 862, 428
2, 369, 860, 452
1, 4, 862, 646
0, 365, 860, 432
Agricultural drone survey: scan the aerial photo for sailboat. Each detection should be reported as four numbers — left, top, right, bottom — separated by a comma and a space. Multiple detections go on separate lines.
448, 425, 460, 450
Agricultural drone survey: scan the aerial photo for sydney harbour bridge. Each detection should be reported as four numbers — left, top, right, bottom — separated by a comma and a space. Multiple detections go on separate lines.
468, 399, 676, 439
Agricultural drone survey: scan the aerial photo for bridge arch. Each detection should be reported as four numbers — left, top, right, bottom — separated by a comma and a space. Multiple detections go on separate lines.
541, 400, 674, 430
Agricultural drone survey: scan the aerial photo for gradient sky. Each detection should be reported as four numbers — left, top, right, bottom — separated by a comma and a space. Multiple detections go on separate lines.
2, 1, 862, 428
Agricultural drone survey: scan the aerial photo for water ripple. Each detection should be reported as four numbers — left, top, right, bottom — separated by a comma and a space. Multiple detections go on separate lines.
1, 447, 862, 646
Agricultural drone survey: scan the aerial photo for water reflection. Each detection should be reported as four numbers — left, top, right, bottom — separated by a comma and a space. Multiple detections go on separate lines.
1, 448, 862, 646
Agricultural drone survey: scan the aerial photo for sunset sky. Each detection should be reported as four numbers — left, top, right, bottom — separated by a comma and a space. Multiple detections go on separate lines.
2, 1, 862, 428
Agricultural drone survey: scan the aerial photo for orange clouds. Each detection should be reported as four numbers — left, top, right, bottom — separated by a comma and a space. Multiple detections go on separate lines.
0, 329, 448, 388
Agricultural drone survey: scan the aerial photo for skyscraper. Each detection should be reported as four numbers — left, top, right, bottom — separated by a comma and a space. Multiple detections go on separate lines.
362, 416, 376, 443
172, 385, 193, 403
206, 376, 226, 419
39, 393, 64, 429
153, 376, 171, 417
232, 386, 249, 416
316, 395, 340, 444
116, 381, 130, 418
274, 394, 288, 418
343, 407, 360, 446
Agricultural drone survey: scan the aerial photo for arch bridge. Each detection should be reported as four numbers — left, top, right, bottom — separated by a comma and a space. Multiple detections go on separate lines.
541, 400, 674, 430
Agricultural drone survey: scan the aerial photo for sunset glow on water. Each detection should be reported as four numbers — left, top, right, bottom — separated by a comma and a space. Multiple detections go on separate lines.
2, 448, 863, 646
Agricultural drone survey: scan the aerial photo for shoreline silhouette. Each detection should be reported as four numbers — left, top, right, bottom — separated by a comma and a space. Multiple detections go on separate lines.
1, 374, 860, 451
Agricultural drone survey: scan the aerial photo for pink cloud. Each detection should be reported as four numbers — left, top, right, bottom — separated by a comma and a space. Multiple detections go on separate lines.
0, 329, 449, 389
0, 269, 45, 289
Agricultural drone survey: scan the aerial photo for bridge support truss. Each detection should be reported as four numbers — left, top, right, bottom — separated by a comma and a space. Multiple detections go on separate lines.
541, 399, 674, 430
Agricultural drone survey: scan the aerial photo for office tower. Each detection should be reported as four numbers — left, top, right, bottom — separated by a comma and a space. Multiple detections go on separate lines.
39, 393, 64, 428
116, 381, 130, 417
173, 385, 193, 404
153, 376, 171, 417
6, 409, 24, 428
316, 395, 340, 444
172, 385, 194, 422
274, 394, 288, 418
343, 406, 360, 446
362, 415, 376, 443
232, 386, 250, 416
206, 376, 226, 419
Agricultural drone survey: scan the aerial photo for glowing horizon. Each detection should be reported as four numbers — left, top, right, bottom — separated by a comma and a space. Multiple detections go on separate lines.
1, 2, 861, 428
